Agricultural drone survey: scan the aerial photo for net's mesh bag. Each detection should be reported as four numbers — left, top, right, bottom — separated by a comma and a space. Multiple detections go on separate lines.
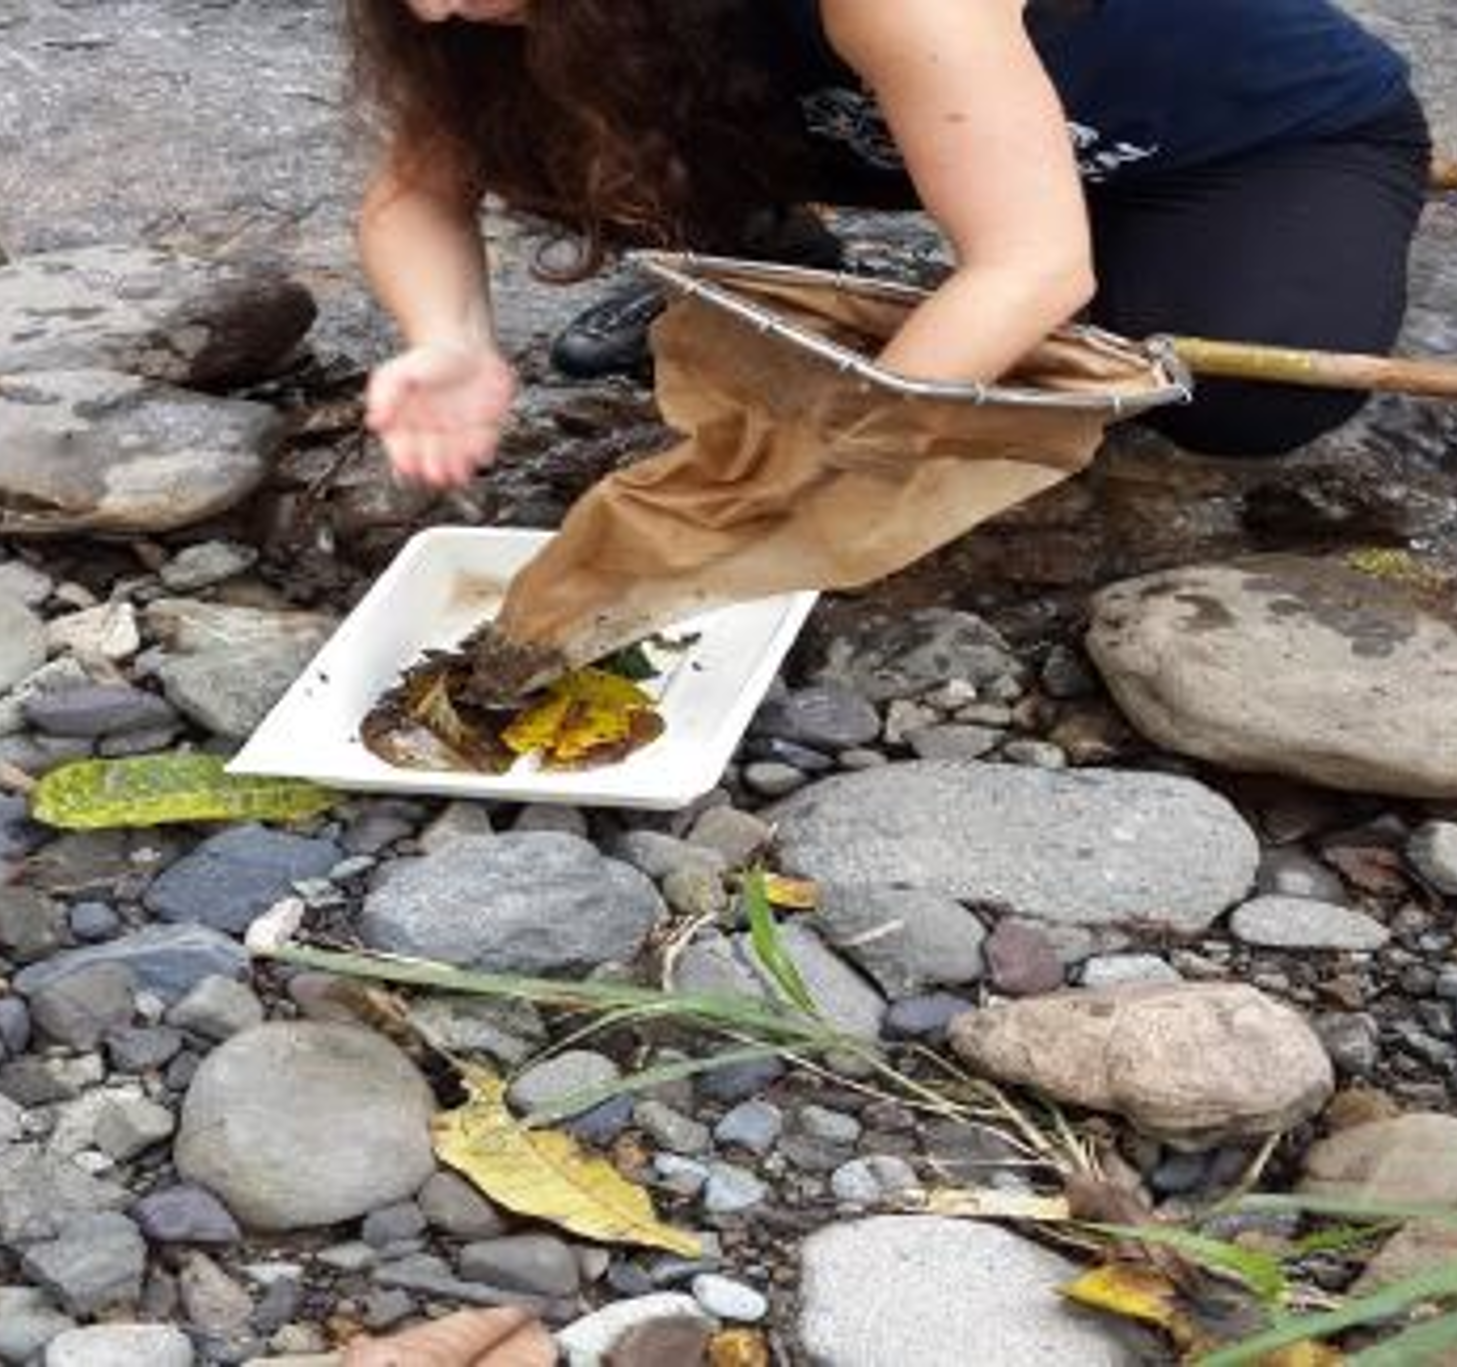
492, 254, 1188, 685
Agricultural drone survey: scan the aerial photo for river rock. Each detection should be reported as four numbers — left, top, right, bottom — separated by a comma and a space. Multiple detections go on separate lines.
44, 1323, 195, 1367
949, 982, 1334, 1147
0, 592, 46, 693
0, 1146, 131, 1248
174, 1022, 436, 1231
142, 825, 341, 934
1300, 1113, 1457, 1205
815, 886, 986, 998
807, 608, 1022, 703
13, 923, 247, 1005
1087, 556, 1457, 798
770, 762, 1257, 929
359, 833, 662, 976
0, 243, 313, 386
0, 369, 281, 537
1228, 896, 1389, 951
799, 1217, 1145, 1365
143, 599, 336, 739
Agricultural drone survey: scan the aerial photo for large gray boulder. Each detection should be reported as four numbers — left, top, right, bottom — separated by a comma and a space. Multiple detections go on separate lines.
1087, 556, 1457, 798
0, 244, 314, 386
359, 833, 664, 976
0, 369, 280, 536
174, 1022, 436, 1232
769, 762, 1258, 930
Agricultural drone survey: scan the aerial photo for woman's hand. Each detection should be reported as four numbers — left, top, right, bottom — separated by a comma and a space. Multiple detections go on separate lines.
366, 341, 518, 488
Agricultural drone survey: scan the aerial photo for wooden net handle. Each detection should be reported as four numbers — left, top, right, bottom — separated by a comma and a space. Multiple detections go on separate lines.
1171, 336, 1457, 400
1432, 154, 1457, 194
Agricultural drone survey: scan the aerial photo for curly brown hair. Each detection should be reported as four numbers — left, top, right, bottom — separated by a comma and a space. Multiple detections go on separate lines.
343, 0, 811, 275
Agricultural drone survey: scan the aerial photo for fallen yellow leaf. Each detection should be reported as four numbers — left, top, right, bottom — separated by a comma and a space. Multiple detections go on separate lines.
1062, 1263, 1217, 1357
710, 1328, 771, 1367
762, 874, 819, 911
432, 1065, 701, 1258
501, 668, 663, 768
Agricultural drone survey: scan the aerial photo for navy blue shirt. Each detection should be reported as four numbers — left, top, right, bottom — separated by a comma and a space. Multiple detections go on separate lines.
775, 0, 1410, 198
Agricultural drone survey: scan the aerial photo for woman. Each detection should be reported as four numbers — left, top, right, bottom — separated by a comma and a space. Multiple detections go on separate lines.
348, 0, 1431, 489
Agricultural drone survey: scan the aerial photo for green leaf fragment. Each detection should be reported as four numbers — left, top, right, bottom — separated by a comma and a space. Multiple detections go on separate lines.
31, 752, 338, 830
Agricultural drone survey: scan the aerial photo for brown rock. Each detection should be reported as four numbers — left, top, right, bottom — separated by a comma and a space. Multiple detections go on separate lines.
1301, 1113, 1457, 1206
983, 921, 1065, 997
949, 982, 1333, 1148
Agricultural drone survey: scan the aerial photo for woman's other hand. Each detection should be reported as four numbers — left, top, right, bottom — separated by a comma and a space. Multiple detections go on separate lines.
366, 341, 518, 488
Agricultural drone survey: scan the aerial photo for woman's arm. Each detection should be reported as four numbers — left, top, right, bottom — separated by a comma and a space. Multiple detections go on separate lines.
822, 0, 1095, 384
357, 145, 516, 488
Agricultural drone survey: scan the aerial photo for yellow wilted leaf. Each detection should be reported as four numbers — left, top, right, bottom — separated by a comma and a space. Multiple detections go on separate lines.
500, 668, 664, 768
30, 752, 336, 830
1062, 1264, 1218, 1357
432, 1065, 701, 1258
710, 1328, 770, 1367
762, 874, 819, 911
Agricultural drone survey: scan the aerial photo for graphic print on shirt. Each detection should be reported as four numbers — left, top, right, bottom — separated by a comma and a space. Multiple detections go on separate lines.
800, 86, 1161, 182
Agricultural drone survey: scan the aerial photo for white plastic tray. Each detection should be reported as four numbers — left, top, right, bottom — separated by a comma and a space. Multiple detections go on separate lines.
229, 527, 817, 810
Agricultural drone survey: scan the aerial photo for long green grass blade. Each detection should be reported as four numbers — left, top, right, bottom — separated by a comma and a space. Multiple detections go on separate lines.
1348, 1308, 1457, 1365
261, 942, 859, 1053
31, 752, 336, 829
1087, 1223, 1288, 1307
742, 869, 818, 1016
1196, 1261, 1457, 1366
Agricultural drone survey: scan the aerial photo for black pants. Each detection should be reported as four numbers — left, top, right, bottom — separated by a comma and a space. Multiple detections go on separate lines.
1085, 91, 1432, 456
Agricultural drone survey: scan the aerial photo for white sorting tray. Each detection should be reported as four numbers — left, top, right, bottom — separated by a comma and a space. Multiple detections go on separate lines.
229, 527, 817, 810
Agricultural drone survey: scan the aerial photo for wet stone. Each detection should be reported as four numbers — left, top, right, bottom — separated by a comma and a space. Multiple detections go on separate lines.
984, 920, 1065, 997
417, 1171, 509, 1241
0, 885, 67, 964
692, 1273, 768, 1323
458, 1233, 581, 1299
1080, 954, 1182, 988
130, 1184, 243, 1246
165, 976, 265, 1042
142, 825, 341, 936
703, 1163, 768, 1215
881, 993, 972, 1043
1407, 820, 1457, 894
714, 1101, 784, 1156
634, 1100, 711, 1156
20, 1210, 147, 1316
1255, 847, 1349, 903
28, 962, 136, 1049
1228, 896, 1390, 951
831, 1155, 919, 1206
22, 683, 175, 739
752, 683, 882, 751
509, 1050, 620, 1120
68, 900, 121, 942
106, 1024, 184, 1073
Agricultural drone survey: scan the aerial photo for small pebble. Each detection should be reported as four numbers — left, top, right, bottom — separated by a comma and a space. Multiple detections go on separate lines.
691, 1273, 768, 1323
703, 1163, 768, 1214
714, 1101, 783, 1156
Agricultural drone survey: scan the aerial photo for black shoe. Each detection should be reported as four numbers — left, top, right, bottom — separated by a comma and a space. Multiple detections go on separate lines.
550, 207, 847, 380
549, 279, 667, 380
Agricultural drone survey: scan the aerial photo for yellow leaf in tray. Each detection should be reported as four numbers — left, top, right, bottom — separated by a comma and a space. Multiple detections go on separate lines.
500, 668, 664, 768
432, 1065, 702, 1257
